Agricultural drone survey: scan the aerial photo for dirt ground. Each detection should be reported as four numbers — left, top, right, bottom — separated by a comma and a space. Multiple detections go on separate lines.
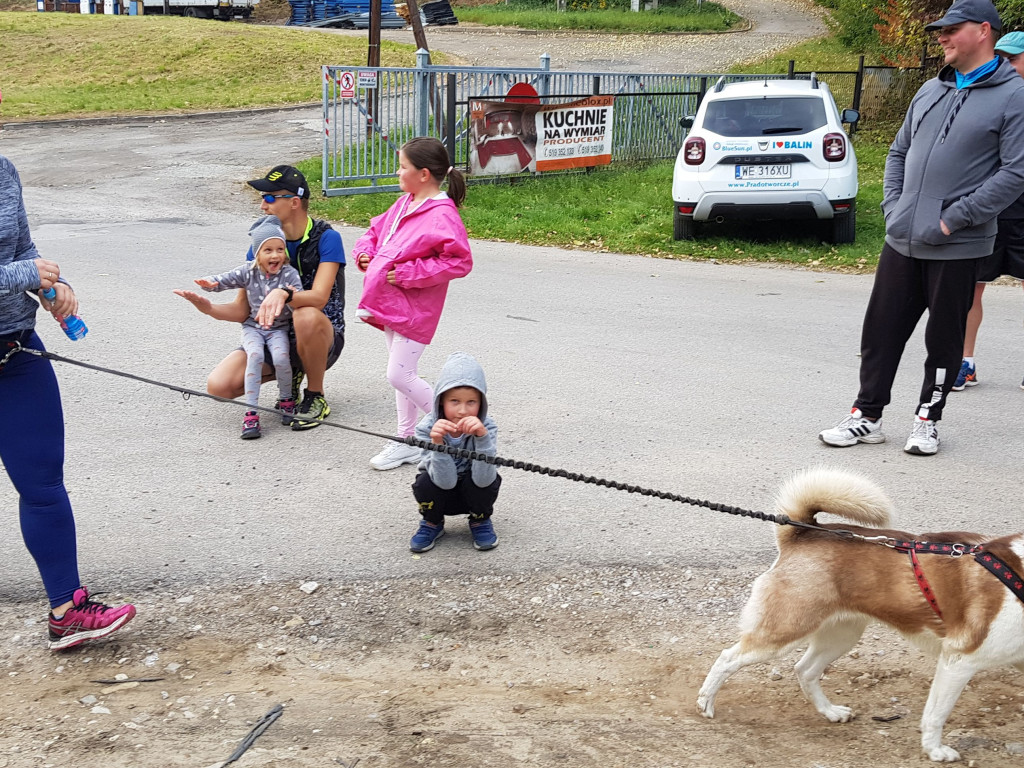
2, 565, 1023, 768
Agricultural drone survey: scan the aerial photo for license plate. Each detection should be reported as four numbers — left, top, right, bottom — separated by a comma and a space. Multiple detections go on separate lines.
735, 164, 792, 179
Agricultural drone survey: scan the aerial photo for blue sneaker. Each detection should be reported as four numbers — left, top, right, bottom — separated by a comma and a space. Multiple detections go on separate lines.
951, 360, 978, 391
469, 518, 498, 551
410, 521, 444, 553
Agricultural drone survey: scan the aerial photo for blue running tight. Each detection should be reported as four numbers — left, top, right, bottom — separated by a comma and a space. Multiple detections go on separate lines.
0, 332, 80, 608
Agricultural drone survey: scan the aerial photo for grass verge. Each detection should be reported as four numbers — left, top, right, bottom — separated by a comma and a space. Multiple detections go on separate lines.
0, 12, 429, 119
304, 135, 886, 270
454, 0, 739, 33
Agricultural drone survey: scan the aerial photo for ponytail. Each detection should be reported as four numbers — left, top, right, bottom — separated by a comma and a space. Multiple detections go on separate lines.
446, 167, 466, 208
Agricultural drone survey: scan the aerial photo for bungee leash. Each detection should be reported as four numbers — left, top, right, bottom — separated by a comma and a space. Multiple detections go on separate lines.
12, 340, 1024, 607
12, 343, 802, 527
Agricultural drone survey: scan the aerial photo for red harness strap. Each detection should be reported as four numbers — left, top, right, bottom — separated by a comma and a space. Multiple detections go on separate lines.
908, 549, 943, 618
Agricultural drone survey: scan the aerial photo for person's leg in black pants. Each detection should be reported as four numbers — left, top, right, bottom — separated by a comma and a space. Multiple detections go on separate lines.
916, 257, 979, 422
855, 244, 928, 420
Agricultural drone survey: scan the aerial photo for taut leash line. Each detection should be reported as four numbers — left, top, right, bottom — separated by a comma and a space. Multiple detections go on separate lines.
16, 344, 800, 527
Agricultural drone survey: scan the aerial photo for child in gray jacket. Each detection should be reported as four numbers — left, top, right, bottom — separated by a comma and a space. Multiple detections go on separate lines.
194, 215, 302, 439
410, 352, 501, 552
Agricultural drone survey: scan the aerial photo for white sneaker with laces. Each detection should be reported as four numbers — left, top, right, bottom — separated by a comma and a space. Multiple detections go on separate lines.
818, 408, 885, 447
370, 440, 422, 471
904, 417, 939, 456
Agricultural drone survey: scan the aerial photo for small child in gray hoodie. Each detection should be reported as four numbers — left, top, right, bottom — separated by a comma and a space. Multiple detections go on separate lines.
193, 215, 302, 439
409, 352, 501, 552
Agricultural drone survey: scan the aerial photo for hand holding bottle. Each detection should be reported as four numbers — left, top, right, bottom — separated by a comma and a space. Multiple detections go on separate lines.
41, 286, 88, 341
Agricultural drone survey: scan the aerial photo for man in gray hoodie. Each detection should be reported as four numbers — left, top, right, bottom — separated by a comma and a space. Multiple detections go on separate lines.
820, 0, 1024, 455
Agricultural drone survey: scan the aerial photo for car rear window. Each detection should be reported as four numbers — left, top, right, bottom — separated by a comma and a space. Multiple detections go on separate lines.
703, 97, 828, 137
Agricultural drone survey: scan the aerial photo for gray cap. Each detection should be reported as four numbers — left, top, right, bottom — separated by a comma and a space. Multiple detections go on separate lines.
925, 0, 1001, 31
249, 215, 286, 256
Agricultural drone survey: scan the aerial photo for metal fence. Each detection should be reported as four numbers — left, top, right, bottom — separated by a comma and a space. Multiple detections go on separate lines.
321, 52, 940, 196
321, 54, 793, 196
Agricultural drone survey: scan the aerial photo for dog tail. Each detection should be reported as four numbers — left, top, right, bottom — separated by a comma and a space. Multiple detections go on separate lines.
774, 466, 894, 545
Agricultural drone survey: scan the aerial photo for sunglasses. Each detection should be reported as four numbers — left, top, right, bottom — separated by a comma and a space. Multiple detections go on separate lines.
262, 194, 296, 204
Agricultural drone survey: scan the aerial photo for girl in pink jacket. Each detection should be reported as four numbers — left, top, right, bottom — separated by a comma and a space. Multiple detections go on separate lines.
354, 137, 473, 471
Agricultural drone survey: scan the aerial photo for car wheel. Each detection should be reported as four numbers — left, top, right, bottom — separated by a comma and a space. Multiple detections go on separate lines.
829, 202, 856, 244
673, 208, 698, 241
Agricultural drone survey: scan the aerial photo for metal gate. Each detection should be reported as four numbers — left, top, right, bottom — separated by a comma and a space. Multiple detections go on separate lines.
321, 54, 786, 196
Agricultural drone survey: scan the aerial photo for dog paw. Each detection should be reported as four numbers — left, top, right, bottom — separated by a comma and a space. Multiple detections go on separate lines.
696, 696, 715, 719
821, 704, 854, 723
926, 745, 961, 762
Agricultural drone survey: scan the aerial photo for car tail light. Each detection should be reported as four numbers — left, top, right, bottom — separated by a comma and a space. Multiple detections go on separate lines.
683, 137, 706, 166
823, 133, 846, 162
832, 202, 852, 212
678, 205, 695, 214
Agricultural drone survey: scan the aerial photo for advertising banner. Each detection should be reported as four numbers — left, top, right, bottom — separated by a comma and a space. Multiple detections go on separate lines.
469, 95, 615, 176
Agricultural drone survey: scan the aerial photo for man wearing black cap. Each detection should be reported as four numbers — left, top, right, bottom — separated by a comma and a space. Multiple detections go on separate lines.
819, 0, 1024, 458
177, 165, 345, 429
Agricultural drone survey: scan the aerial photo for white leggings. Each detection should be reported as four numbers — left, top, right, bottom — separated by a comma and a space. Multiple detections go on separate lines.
384, 328, 434, 437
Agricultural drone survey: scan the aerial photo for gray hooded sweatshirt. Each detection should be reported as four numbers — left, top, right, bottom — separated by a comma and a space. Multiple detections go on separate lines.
415, 352, 498, 490
882, 59, 1024, 259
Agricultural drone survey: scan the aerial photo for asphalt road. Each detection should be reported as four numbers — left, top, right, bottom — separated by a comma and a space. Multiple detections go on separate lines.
2, 102, 1023, 604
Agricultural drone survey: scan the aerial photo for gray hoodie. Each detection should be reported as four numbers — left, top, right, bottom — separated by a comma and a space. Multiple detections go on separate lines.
882, 60, 1024, 259
415, 352, 498, 490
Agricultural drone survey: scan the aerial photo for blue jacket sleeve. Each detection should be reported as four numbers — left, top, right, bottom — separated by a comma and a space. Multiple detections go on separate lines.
0, 161, 43, 297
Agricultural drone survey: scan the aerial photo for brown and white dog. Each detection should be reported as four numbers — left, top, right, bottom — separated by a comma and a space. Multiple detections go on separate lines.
697, 467, 1024, 762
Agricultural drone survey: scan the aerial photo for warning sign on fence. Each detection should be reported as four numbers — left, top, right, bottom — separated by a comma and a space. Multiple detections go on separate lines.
338, 71, 355, 99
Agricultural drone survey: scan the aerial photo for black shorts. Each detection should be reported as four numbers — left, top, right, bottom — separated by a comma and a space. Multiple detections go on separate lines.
977, 218, 1024, 282
285, 328, 345, 373
252, 328, 345, 374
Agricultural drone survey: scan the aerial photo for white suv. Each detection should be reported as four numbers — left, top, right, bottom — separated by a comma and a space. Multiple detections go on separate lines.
671, 77, 860, 243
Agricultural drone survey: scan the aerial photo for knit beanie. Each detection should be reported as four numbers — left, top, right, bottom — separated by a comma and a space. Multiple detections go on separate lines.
249, 215, 286, 256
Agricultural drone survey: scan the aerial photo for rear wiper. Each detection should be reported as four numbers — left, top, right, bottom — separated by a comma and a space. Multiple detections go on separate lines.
761, 127, 803, 135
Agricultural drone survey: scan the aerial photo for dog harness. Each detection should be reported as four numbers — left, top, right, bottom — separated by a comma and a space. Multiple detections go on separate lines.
885, 539, 1024, 619
974, 550, 1024, 604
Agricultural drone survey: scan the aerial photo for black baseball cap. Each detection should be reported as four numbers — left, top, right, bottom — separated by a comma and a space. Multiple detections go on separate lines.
925, 0, 1001, 31
247, 165, 310, 199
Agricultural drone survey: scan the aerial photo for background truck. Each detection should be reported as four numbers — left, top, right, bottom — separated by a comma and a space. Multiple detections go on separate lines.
135, 0, 254, 19
39, 0, 254, 19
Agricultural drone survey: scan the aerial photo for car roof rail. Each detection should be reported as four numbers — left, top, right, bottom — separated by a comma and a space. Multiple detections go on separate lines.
713, 76, 726, 93
810, 72, 819, 89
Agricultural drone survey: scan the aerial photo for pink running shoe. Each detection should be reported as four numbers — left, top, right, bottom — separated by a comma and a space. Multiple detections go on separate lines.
48, 587, 137, 651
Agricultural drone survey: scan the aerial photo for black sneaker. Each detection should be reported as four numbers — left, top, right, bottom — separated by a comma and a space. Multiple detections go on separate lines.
292, 390, 330, 431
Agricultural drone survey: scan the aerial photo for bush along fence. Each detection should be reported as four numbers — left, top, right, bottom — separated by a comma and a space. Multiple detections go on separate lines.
321, 50, 943, 196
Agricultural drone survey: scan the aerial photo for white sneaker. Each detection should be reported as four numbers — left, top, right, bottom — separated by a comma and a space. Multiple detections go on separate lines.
370, 440, 422, 471
904, 417, 939, 456
819, 408, 885, 447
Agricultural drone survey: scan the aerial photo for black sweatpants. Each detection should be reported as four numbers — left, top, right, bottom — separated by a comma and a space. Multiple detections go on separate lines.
412, 471, 502, 525
854, 244, 979, 422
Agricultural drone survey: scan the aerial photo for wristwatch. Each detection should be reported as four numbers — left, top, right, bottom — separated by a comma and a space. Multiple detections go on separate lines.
282, 287, 294, 304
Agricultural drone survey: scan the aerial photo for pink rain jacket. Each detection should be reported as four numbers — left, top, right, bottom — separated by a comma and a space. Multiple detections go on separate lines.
354, 193, 472, 344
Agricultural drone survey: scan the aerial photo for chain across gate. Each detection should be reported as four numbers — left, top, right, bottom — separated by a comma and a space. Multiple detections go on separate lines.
321, 53, 790, 196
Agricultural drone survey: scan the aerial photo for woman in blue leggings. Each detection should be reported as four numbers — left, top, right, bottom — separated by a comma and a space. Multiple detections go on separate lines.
1, 151, 136, 650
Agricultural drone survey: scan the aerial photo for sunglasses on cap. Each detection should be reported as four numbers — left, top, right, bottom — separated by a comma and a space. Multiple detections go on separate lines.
262, 194, 296, 204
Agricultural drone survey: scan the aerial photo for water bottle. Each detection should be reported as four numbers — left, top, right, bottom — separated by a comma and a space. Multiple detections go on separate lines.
41, 287, 89, 341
